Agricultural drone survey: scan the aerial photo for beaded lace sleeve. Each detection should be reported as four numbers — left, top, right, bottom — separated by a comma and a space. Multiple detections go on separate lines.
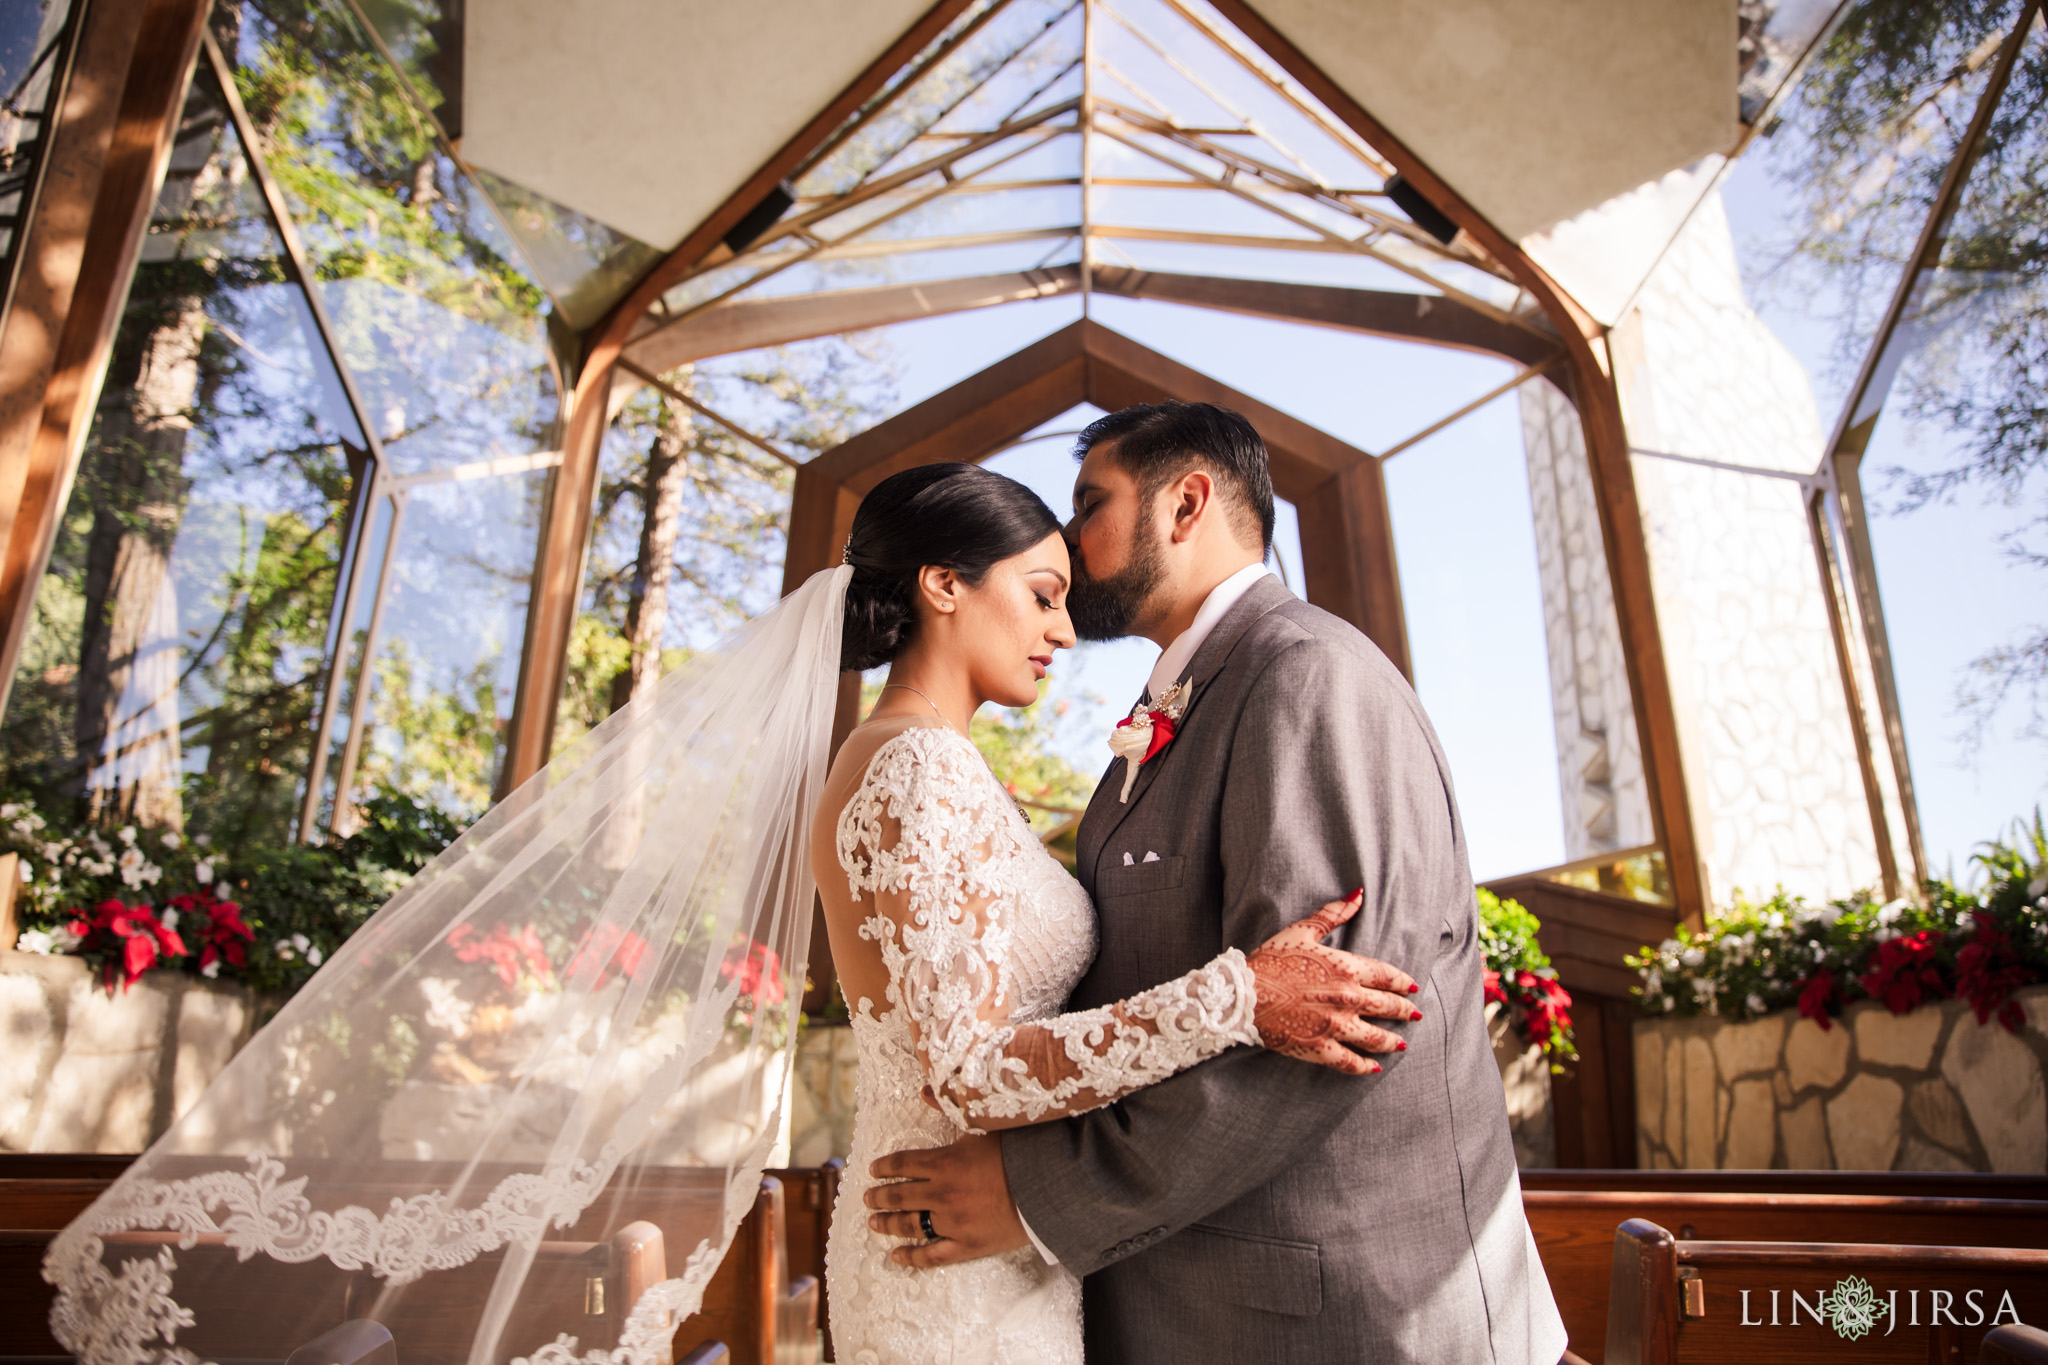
837, 727, 1259, 1133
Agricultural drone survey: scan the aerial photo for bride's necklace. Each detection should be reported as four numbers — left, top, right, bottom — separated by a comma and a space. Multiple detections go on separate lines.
880, 683, 1032, 823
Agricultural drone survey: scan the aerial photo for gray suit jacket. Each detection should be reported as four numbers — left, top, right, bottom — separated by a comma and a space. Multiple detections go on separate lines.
1002, 576, 1566, 1362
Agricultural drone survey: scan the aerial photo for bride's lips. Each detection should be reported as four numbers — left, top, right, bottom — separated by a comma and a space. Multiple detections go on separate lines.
1029, 655, 1052, 680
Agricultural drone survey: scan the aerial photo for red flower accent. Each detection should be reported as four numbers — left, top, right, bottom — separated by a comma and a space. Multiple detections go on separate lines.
721, 941, 786, 1008
1956, 911, 2031, 1034
565, 922, 650, 990
1114, 710, 1177, 763
1858, 930, 1948, 1016
167, 890, 255, 973
1795, 968, 1839, 1029
449, 922, 554, 991
67, 899, 188, 993
1482, 969, 1507, 1007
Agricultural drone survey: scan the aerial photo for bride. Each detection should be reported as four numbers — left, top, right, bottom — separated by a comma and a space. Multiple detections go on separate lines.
42, 465, 1412, 1365
813, 464, 1417, 1365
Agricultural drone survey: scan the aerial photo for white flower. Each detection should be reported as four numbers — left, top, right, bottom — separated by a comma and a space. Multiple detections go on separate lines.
2029, 875, 2046, 900
194, 859, 213, 884
160, 831, 181, 851
201, 959, 221, 979
275, 939, 296, 962
307, 945, 324, 966
16, 929, 57, 954
117, 826, 137, 846
1643, 969, 1663, 995
193, 833, 210, 848
117, 846, 147, 887
0, 803, 20, 819
1659, 938, 1682, 955
1680, 946, 1706, 968
292, 933, 310, 953
1746, 993, 1767, 1016
15, 860, 28, 884
214, 882, 232, 900
160, 908, 180, 932
1766, 912, 1786, 930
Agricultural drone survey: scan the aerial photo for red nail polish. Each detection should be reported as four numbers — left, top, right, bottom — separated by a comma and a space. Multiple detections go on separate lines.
1396, 1040, 1407, 1051
1410, 1010, 1423, 1021
1407, 983, 1419, 994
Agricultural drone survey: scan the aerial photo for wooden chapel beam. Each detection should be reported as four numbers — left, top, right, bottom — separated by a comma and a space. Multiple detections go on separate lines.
502, 0, 980, 789
1210, 0, 1707, 928
0, 0, 211, 715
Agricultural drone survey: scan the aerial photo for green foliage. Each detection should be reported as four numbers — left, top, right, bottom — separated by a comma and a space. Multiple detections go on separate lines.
1629, 811, 2048, 1027
1, 789, 462, 997
1478, 889, 1577, 1062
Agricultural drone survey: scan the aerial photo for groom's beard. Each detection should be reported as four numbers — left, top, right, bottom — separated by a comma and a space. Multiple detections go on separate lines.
1068, 521, 1166, 641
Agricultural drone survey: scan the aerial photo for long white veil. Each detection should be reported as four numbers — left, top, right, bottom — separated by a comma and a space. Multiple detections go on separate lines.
46, 567, 853, 1365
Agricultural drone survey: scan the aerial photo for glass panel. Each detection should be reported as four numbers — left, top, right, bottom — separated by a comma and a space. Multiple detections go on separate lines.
319, 0, 659, 326
553, 347, 889, 755
214, 0, 560, 475
796, 0, 1080, 197
0, 0, 79, 289
1857, 17, 2048, 873
339, 470, 546, 821
1519, 382, 1658, 874
1384, 392, 1567, 882
1, 63, 366, 849
1716, 0, 2023, 426
1632, 460, 1882, 902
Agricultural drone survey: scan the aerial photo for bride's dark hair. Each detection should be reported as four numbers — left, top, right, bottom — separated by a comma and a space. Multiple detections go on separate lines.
840, 463, 1061, 671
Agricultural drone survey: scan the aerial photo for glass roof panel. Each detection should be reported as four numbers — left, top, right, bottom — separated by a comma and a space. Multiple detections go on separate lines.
797, 0, 1082, 198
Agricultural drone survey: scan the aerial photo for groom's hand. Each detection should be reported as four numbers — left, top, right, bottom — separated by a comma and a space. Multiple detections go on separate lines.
865, 1133, 1031, 1268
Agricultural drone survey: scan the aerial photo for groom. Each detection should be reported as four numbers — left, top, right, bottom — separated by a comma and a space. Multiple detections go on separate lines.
865, 402, 1566, 1361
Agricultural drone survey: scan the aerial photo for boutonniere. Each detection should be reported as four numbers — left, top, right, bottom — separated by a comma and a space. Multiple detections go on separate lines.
1108, 678, 1191, 803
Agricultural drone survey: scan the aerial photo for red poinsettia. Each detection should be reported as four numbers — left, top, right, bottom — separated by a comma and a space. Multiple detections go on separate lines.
1858, 930, 1947, 1016
1795, 967, 1840, 1029
1482, 968, 1508, 1008
564, 921, 650, 990
165, 890, 255, 978
67, 899, 188, 994
1956, 911, 2030, 1034
1515, 970, 1574, 1049
448, 921, 554, 991
721, 941, 786, 1008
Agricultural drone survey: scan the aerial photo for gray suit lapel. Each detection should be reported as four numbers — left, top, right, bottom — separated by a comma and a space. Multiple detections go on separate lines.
1077, 575, 1294, 880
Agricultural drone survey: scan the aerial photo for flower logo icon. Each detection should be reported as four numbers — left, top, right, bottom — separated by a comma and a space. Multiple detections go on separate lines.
1820, 1276, 1881, 1341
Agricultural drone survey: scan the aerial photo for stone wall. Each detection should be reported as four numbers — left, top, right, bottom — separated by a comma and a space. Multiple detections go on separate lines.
1634, 985, 2048, 1172
0, 951, 260, 1152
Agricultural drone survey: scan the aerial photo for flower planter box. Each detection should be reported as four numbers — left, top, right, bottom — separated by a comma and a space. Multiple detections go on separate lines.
0, 950, 265, 1152
1634, 984, 2048, 1172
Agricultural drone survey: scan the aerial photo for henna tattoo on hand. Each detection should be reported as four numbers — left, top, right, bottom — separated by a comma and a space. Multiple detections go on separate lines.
1245, 890, 1420, 1072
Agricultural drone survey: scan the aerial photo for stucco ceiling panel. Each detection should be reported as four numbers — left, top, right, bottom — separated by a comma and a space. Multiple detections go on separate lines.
1244, 0, 1740, 240
460, 0, 938, 250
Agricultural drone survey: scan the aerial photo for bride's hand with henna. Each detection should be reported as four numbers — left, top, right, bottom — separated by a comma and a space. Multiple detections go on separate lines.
1246, 889, 1422, 1074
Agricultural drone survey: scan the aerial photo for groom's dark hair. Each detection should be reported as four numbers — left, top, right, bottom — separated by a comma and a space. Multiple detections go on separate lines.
1075, 402, 1275, 551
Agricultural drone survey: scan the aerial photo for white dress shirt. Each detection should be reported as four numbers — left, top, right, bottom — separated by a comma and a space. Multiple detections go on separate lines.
1017, 560, 1277, 1267
1145, 561, 1275, 702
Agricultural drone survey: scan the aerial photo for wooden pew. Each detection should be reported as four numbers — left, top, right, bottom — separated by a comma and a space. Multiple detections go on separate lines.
1606, 1218, 2048, 1365
674, 1176, 821, 1365
1521, 1171, 2048, 1363
2, 1220, 667, 1363
768, 1160, 841, 1361
0, 1156, 822, 1365
1984, 1324, 2048, 1364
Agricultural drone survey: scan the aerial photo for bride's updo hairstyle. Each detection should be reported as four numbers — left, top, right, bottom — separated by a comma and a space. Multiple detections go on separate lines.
840, 463, 1061, 671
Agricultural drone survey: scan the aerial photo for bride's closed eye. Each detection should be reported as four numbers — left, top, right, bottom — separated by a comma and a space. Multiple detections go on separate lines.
1035, 593, 1055, 610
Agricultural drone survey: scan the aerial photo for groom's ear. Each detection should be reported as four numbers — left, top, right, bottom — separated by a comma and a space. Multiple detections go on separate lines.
1166, 468, 1218, 544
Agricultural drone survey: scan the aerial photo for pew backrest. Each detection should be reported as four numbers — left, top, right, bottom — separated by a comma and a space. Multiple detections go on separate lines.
1528, 1190, 2048, 1363
1607, 1218, 2048, 1365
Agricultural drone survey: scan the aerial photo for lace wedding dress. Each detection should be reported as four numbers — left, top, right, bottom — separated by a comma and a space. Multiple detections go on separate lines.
824, 726, 1260, 1365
